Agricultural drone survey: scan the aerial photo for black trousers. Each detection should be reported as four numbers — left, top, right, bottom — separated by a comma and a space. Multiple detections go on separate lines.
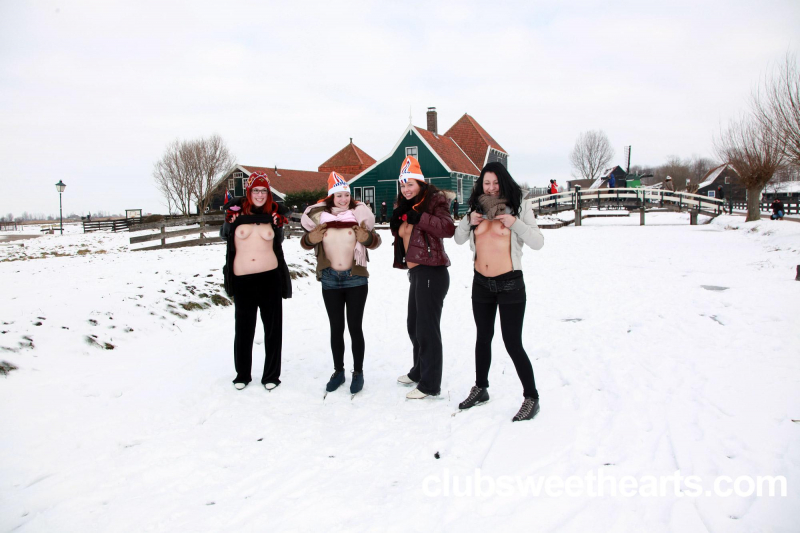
472, 271, 538, 398
322, 284, 368, 372
406, 266, 450, 395
233, 269, 282, 385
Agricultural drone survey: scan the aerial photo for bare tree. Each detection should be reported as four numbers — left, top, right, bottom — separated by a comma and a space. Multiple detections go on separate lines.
189, 135, 236, 215
569, 130, 615, 180
753, 52, 800, 166
715, 116, 785, 221
153, 135, 235, 216
153, 139, 194, 216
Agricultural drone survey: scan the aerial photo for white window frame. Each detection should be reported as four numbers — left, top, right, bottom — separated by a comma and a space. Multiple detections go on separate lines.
241, 177, 248, 191
352, 187, 362, 201
457, 176, 463, 203
708, 191, 716, 198
406, 146, 418, 159
363, 186, 375, 207
227, 178, 235, 190
233, 171, 244, 179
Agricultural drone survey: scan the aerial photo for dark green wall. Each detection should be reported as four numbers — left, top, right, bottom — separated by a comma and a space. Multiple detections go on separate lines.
350, 129, 463, 216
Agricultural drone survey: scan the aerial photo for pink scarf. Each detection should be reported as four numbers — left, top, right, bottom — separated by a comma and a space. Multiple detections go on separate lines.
301, 202, 375, 267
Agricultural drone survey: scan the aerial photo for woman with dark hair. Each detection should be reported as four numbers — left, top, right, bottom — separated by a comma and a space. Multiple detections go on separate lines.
220, 173, 292, 391
300, 172, 382, 396
454, 161, 544, 421
390, 156, 455, 399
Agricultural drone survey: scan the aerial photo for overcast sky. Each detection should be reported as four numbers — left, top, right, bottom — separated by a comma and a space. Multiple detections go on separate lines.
1, 0, 798, 217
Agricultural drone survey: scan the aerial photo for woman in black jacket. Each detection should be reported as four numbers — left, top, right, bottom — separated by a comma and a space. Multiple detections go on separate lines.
220, 173, 291, 391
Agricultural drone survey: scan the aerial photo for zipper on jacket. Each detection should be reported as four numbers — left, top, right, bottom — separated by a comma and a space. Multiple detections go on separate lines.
423, 234, 432, 257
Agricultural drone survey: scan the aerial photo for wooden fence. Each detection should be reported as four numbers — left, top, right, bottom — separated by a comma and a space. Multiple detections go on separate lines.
129, 215, 225, 251
0, 221, 19, 231
83, 217, 143, 233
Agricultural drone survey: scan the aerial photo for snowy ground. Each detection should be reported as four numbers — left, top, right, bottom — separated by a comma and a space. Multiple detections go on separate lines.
1, 214, 799, 532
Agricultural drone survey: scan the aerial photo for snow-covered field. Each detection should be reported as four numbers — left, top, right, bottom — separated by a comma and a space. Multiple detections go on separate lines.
1, 214, 799, 532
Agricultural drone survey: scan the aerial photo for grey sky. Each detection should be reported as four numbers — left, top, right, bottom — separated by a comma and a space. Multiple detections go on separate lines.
1, 0, 798, 217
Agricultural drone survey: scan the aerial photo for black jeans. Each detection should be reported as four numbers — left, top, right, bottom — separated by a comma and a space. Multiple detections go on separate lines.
233, 269, 282, 385
322, 284, 368, 372
472, 270, 538, 398
406, 266, 450, 395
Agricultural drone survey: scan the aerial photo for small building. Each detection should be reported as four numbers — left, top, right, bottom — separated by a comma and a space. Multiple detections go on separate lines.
566, 178, 595, 191
206, 140, 374, 210
696, 164, 746, 202
588, 166, 627, 189
347, 108, 507, 216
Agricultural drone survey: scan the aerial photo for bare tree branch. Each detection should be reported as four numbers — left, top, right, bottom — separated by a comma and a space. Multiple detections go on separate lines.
569, 130, 615, 180
752, 51, 800, 166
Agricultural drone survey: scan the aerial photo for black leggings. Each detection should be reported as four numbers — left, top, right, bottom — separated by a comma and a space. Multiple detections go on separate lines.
407, 266, 450, 395
233, 269, 282, 385
322, 285, 368, 372
472, 271, 538, 398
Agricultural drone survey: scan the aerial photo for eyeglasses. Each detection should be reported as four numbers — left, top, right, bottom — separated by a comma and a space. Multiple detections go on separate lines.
251, 188, 269, 195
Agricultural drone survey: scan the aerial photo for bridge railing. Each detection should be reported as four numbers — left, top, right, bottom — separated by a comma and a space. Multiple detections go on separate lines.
532, 188, 724, 215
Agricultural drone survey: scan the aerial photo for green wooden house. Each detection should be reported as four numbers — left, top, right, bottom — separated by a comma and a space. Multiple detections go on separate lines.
348, 109, 508, 216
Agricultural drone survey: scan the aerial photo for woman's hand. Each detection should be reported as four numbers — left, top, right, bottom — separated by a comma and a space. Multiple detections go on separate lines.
469, 211, 484, 226
495, 214, 516, 228
353, 221, 371, 243
306, 223, 327, 244
229, 213, 239, 223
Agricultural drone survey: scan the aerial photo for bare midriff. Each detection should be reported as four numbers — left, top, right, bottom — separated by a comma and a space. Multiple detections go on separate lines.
399, 222, 418, 269
233, 224, 278, 275
322, 228, 357, 271
474, 219, 513, 277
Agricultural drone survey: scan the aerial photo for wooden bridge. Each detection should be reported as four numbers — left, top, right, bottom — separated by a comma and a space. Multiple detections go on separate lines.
531, 188, 725, 225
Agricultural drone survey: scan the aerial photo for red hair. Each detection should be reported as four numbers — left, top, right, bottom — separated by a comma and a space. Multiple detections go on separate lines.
242, 186, 276, 215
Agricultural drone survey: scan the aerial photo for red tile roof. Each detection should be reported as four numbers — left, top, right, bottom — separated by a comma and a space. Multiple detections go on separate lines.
444, 114, 507, 170
240, 165, 356, 196
318, 141, 376, 174
414, 127, 481, 176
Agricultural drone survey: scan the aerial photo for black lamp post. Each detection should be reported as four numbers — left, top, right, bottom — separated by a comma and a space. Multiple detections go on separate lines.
55, 180, 66, 235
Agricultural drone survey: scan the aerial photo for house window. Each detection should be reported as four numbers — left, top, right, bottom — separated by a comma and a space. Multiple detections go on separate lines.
708, 191, 716, 198
406, 146, 418, 159
241, 177, 248, 191
352, 187, 362, 201
228, 179, 235, 190
363, 187, 375, 209
457, 176, 463, 203
233, 172, 244, 180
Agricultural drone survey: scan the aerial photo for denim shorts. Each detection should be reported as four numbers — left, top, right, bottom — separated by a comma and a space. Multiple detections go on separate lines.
321, 267, 368, 290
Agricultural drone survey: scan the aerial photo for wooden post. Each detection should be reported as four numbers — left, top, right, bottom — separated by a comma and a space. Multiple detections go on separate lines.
690, 210, 698, 225
795, 265, 800, 281
160, 225, 166, 247
199, 216, 205, 244
640, 207, 645, 225
575, 186, 582, 226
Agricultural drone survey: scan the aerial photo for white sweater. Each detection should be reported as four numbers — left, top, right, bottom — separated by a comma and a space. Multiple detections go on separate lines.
453, 198, 544, 271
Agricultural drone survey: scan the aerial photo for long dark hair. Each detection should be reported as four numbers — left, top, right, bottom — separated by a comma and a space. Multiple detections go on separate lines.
395, 181, 442, 214
324, 194, 358, 212
467, 162, 522, 216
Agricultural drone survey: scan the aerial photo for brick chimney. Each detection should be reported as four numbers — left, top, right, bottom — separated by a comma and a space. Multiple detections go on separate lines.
427, 107, 438, 134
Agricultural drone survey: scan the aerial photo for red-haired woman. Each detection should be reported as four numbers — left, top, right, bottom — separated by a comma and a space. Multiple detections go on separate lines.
390, 156, 455, 399
220, 173, 292, 391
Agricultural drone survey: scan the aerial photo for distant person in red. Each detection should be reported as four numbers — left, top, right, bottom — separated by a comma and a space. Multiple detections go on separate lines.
549, 180, 559, 194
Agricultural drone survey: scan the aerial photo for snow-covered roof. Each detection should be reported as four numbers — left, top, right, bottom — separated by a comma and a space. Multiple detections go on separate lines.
768, 180, 800, 193
698, 164, 737, 190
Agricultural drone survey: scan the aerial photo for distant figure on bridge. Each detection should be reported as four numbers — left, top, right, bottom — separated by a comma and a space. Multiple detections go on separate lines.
663, 176, 675, 192
380, 201, 387, 223
716, 186, 726, 214
607, 175, 616, 189
549, 180, 558, 194
453, 198, 460, 219
771, 198, 784, 220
